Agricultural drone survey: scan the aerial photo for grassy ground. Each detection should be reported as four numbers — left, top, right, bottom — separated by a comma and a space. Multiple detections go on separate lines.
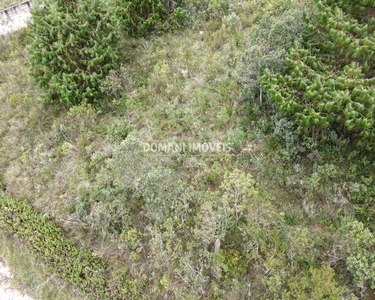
0, 16, 257, 222
0, 0, 20, 10
0, 9, 333, 235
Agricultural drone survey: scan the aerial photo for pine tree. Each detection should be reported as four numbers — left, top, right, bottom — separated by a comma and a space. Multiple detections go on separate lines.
29, 0, 120, 106
326, 0, 375, 27
261, 0, 375, 149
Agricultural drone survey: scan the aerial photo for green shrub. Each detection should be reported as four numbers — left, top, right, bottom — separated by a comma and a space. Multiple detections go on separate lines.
349, 176, 375, 230
74, 139, 178, 237
29, 0, 120, 106
106, 119, 132, 142
115, 0, 185, 36
342, 219, 375, 292
75, 178, 134, 237
0, 236, 81, 300
138, 167, 193, 224
284, 266, 344, 299
0, 194, 109, 298
207, 0, 230, 19
0, 194, 153, 299
180, 0, 210, 21
238, 6, 306, 101
100, 65, 136, 99
272, 117, 302, 160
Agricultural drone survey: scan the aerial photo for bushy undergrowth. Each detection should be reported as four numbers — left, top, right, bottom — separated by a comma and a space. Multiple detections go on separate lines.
247, 0, 375, 231
238, 5, 306, 92
0, 194, 163, 299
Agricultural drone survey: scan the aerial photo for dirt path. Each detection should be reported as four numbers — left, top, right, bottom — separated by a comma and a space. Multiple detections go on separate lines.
0, 259, 32, 300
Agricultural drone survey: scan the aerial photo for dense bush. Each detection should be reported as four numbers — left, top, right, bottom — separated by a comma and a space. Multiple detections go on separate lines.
272, 117, 302, 160
29, 0, 120, 106
326, 0, 375, 24
0, 194, 109, 298
238, 2, 306, 95
115, 0, 185, 36
261, 0, 375, 148
341, 219, 375, 293
235, 3, 307, 157
75, 161, 358, 298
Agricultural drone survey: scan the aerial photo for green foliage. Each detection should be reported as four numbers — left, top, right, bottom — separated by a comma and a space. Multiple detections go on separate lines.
100, 65, 135, 99
194, 169, 261, 250
138, 167, 194, 224
115, 0, 185, 36
349, 175, 375, 229
326, 0, 375, 25
342, 220, 375, 291
106, 119, 132, 142
0, 236, 81, 300
261, 0, 375, 148
29, 0, 120, 105
273, 117, 302, 160
207, 0, 230, 19
238, 3, 306, 101
284, 266, 344, 300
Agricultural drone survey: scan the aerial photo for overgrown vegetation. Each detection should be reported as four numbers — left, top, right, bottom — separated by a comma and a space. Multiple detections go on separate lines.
0, 0, 375, 298
260, 0, 375, 227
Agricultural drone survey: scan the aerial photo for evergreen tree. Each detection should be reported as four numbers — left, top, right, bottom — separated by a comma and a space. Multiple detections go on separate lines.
261, 0, 375, 149
326, 0, 375, 26
29, 0, 120, 106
